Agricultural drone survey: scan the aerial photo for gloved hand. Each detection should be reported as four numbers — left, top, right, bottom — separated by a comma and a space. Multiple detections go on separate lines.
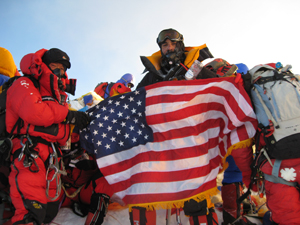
65, 110, 91, 129
75, 159, 98, 171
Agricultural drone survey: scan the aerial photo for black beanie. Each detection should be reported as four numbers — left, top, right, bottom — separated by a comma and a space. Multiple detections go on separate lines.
42, 48, 71, 69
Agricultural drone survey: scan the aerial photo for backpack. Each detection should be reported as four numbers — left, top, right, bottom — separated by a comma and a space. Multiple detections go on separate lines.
0, 76, 39, 170
249, 63, 300, 159
204, 58, 238, 77
94, 82, 114, 99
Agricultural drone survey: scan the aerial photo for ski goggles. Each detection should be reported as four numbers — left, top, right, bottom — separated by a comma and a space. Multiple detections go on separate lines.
121, 77, 134, 88
157, 29, 183, 45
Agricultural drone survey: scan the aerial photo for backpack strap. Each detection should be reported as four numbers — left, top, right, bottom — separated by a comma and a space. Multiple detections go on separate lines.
264, 159, 299, 187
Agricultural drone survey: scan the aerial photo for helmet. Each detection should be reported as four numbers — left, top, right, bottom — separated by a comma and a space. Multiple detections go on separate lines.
156, 28, 184, 46
116, 73, 135, 88
235, 63, 249, 75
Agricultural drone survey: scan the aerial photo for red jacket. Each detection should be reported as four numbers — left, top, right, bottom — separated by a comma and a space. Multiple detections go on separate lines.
6, 49, 70, 146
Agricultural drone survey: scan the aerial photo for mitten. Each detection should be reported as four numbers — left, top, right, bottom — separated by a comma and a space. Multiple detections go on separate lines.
66, 110, 91, 129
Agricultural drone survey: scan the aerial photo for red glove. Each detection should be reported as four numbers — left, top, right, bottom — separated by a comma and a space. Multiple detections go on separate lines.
235, 73, 243, 84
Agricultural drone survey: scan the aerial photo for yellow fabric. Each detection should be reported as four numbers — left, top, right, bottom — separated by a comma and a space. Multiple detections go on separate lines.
146, 44, 208, 71
128, 186, 219, 212
0, 47, 17, 78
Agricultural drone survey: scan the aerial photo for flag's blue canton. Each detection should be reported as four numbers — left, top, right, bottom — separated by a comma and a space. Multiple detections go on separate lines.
80, 88, 154, 158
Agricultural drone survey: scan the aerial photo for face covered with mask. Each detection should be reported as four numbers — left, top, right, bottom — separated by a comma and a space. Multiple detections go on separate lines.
157, 29, 186, 73
42, 48, 71, 91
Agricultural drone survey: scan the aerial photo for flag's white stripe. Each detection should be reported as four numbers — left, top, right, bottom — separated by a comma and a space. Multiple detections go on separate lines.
145, 93, 226, 115
149, 110, 230, 134
146, 81, 256, 119
114, 167, 220, 199
229, 121, 257, 145
244, 121, 257, 138
104, 145, 220, 184
96, 126, 221, 168
146, 80, 234, 97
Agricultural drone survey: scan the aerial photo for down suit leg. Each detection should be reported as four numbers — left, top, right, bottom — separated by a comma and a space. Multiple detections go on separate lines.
9, 142, 63, 225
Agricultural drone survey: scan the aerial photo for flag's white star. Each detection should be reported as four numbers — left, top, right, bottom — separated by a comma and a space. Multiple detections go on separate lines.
134, 90, 140, 95
85, 135, 89, 140
102, 133, 107, 138
144, 134, 149, 140
112, 119, 117, 124
116, 129, 121, 135
108, 99, 113, 104
93, 130, 98, 135
123, 104, 129, 109
118, 112, 123, 117
94, 149, 97, 154
107, 126, 112, 131
137, 100, 142, 106
129, 96, 134, 102
98, 122, 103, 127
134, 118, 138, 123
118, 141, 124, 146
105, 144, 110, 149
138, 112, 142, 117
129, 125, 134, 131
124, 133, 129, 139
141, 123, 145, 128
101, 106, 107, 111
110, 137, 116, 142
96, 140, 102, 146
120, 95, 125, 99
103, 115, 109, 121
131, 108, 137, 114
96, 114, 101, 118
132, 137, 137, 143
115, 101, 120, 106
137, 130, 142, 135
121, 121, 126, 127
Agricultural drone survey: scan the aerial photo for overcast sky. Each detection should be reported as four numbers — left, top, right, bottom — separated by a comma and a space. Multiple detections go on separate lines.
1, 0, 300, 99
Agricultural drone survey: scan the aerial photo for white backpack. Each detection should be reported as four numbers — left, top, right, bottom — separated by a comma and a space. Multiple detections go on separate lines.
250, 64, 300, 159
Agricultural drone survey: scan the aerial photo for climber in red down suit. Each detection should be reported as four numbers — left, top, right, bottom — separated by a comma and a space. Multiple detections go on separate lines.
6, 48, 90, 225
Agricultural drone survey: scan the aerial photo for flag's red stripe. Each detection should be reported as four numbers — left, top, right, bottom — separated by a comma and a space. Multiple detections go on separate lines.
143, 77, 234, 91
109, 155, 221, 193
146, 102, 227, 125
100, 137, 220, 176
146, 86, 253, 124
122, 179, 217, 205
152, 118, 227, 142
145, 86, 229, 106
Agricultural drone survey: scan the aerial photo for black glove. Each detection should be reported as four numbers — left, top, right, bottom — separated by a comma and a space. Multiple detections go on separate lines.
75, 159, 98, 171
66, 110, 91, 129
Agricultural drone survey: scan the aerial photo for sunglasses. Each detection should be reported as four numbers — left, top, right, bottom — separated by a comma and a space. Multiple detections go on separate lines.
157, 29, 183, 45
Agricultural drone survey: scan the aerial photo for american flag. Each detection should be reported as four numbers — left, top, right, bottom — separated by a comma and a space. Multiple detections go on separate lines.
80, 77, 257, 208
